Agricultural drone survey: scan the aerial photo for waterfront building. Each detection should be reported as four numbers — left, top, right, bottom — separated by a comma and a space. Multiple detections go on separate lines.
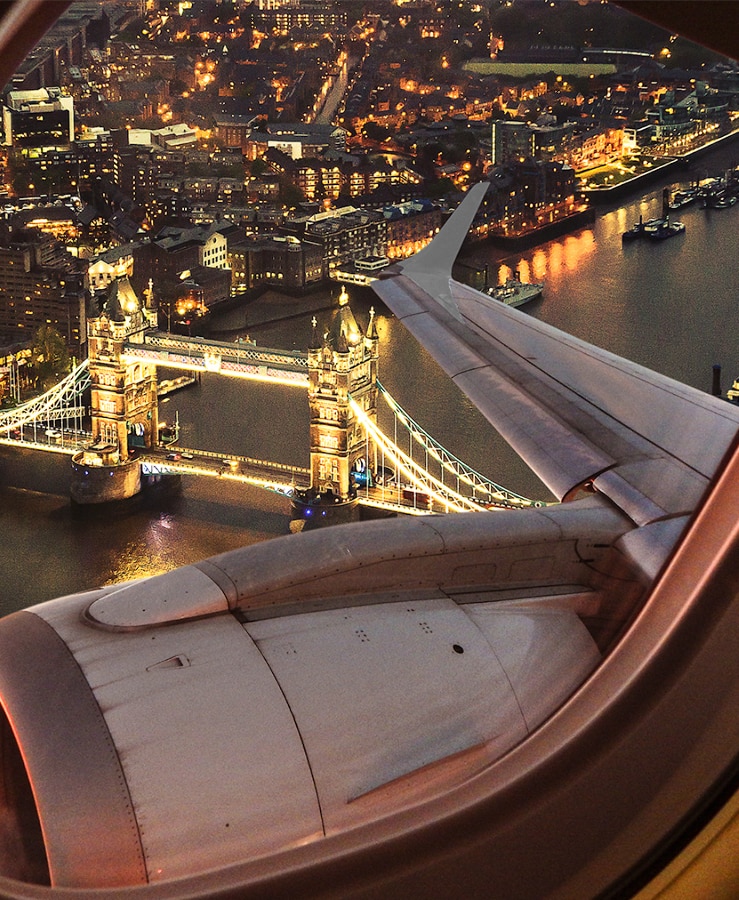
383, 199, 442, 260
256, 235, 323, 291
530, 120, 576, 161
490, 120, 532, 166
646, 93, 694, 141
564, 126, 625, 172
491, 118, 576, 166
228, 234, 323, 293
285, 205, 387, 277
176, 265, 232, 316
473, 159, 584, 240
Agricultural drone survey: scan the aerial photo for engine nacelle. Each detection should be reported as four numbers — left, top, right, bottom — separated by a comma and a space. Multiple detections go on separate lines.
0, 505, 624, 888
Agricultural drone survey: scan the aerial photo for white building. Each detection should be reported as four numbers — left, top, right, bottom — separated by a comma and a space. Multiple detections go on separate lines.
2, 87, 74, 149
88, 244, 137, 294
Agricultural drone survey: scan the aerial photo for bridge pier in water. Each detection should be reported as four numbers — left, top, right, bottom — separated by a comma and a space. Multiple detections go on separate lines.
291, 287, 380, 529
71, 277, 161, 505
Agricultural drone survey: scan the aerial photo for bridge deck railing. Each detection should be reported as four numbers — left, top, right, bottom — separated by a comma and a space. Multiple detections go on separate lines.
136, 331, 309, 370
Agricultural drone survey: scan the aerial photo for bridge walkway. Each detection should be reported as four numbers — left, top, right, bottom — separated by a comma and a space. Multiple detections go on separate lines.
124, 331, 309, 386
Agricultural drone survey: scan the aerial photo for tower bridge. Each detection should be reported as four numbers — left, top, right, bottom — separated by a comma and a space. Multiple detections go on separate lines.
0, 276, 541, 518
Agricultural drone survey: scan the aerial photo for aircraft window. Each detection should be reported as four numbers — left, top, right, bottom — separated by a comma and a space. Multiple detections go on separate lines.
0, 2, 737, 898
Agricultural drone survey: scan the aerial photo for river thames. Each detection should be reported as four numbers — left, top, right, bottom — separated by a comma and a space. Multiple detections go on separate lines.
2, 144, 739, 616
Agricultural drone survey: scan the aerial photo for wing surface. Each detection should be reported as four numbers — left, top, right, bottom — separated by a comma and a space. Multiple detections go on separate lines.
372, 183, 739, 525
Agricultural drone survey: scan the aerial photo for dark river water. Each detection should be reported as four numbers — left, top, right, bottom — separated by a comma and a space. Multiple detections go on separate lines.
3, 142, 739, 616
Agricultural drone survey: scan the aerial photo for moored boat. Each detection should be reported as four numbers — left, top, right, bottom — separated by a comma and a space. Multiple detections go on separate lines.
486, 271, 544, 308
622, 216, 664, 241
646, 219, 686, 241
667, 187, 698, 210
701, 189, 737, 209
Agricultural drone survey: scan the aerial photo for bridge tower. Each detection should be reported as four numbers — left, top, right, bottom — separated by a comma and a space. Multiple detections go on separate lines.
292, 285, 379, 527
71, 276, 159, 504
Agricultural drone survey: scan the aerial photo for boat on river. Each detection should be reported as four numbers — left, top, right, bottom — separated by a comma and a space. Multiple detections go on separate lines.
701, 189, 737, 209
486, 271, 544, 308
622, 216, 664, 241
667, 187, 698, 210
645, 219, 686, 241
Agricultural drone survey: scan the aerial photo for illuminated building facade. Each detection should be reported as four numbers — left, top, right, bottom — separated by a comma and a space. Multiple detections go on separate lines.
383, 199, 441, 260
0, 228, 87, 351
249, 123, 348, 161
261, 2, 348, 34
71, 275, 159, 504
292, 206, 387, 275
2, 88, 74, 151
88, 244, 137, 294
228, 235, 323, 293
490, 120, 535, 165
86, 276, 158, 462
475, 159, 583, 239
113, 146, 160, 208
305, 286, 379, 508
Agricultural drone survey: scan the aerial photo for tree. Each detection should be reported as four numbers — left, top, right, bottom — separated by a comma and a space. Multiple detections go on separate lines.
424, 177, 456, 200
279, 178, 305, 208
362, 121, 392, 143
249, 157, 269, 176
30, 325, 70, 389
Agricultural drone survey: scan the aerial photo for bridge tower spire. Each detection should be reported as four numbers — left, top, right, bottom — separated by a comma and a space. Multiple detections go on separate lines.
292, 285, 379, 527
71, 277, 159, 503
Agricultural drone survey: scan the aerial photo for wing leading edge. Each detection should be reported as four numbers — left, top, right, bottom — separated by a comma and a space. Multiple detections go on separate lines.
372, 183, 739, 527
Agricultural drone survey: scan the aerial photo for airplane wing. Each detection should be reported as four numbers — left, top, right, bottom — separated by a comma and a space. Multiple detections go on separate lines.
371, 182, 739, 527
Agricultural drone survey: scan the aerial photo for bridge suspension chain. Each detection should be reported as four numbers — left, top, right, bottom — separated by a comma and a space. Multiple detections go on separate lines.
375, 380, 542, 509
0, 359, 90, 432
349, 396, 478, 512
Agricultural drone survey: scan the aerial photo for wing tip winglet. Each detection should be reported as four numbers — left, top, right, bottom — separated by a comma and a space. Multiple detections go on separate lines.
400, 181, 489, 280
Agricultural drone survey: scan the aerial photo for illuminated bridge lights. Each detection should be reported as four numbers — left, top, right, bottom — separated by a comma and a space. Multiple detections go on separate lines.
2, 349, 542, 514
0, 359, 90, 440
374, 381, 540, 509
350, 397, 483, 514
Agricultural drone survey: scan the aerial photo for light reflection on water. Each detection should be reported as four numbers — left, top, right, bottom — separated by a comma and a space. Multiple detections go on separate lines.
3, 145, 739, 614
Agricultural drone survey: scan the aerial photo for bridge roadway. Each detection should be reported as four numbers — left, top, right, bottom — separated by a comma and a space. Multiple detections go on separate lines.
0, 426, 89, 454
138, 448, 466, 514
0, 429, 502, 515
138, 446, 311, 493
124, 331, 309, 386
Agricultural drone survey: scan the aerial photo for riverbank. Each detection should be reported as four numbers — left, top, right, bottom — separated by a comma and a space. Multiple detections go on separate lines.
466, 206, 597, 253
581, 127, 739, 201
